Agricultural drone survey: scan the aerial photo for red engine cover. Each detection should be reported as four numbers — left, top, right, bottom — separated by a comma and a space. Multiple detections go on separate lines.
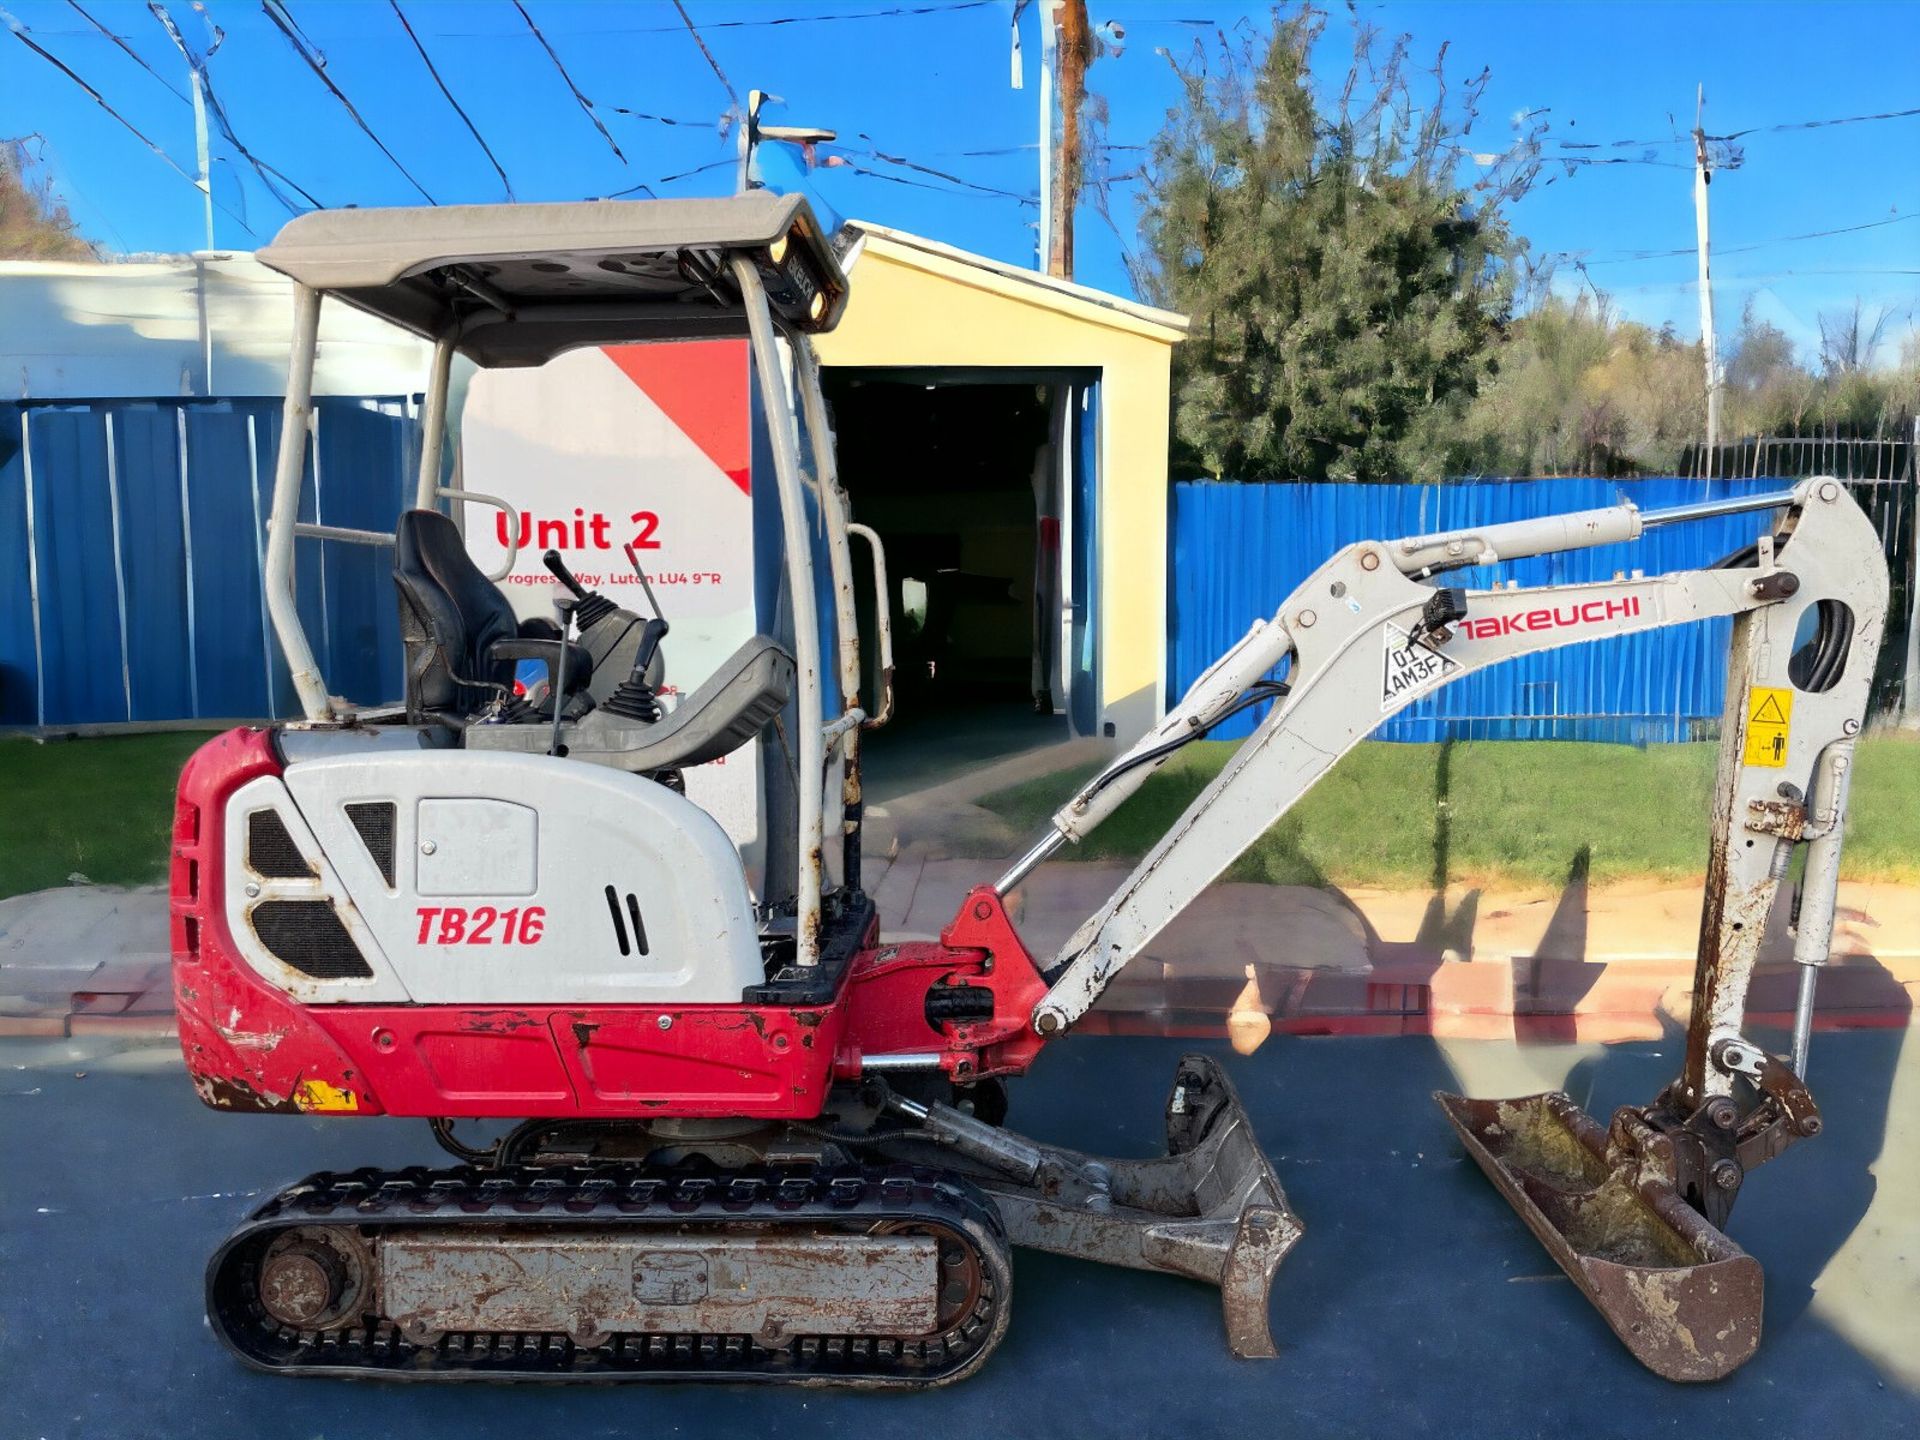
171, 729, 1055, 1121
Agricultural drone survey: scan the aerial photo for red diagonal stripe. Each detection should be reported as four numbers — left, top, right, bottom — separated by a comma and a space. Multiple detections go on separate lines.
604, 340, 751, 493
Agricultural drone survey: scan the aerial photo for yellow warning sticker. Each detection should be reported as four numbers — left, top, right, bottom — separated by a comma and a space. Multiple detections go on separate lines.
293, 1079, 359, 1113
1743, 686, 1794, 768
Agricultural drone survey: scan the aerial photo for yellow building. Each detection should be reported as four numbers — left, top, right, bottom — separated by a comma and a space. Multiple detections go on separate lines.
814, 223, 1188, 745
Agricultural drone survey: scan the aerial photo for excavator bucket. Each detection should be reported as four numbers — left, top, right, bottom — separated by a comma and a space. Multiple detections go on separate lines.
1435, 1091, 1763, 1382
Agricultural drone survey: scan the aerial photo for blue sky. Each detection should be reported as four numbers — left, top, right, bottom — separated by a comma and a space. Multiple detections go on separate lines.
4, 0, 1917, 366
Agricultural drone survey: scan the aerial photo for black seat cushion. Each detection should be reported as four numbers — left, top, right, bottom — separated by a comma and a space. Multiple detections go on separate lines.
393, 509, 520, 719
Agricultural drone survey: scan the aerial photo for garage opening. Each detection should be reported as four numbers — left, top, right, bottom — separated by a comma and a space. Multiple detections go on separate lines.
823, 371, 1083, 795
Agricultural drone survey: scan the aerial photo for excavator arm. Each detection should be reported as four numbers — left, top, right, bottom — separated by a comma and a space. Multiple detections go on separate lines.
1010, 478, 1885, 1080
995, 477, 1889, 1381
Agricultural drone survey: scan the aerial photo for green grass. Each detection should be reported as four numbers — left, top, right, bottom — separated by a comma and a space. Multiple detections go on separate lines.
981, 735, 1920, 889
0, 732, 217, 900
2, 730, 1914, 903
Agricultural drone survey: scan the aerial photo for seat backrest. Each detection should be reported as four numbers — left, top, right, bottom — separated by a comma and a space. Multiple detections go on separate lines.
393, 509, 519, 719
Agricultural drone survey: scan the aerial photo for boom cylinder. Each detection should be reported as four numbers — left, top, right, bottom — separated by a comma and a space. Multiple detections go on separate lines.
995, 616, 1295, 893
1791, 742, 1856, 1076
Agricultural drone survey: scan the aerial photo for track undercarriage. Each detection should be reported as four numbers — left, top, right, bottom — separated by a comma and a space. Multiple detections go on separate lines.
207, 1055, 1298, 1386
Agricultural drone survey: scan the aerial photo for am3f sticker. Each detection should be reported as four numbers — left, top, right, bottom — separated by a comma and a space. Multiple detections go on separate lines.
1382, 623, 1459, 711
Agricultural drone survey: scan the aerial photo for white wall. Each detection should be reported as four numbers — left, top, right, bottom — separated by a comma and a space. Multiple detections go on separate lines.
0, 253, 431, 400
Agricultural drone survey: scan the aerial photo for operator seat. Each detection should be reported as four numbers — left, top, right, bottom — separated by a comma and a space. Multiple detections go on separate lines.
392, 508, 523, 722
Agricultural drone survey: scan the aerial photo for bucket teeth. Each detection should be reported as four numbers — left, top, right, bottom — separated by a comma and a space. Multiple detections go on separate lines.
1435, 1091, 1763, 1382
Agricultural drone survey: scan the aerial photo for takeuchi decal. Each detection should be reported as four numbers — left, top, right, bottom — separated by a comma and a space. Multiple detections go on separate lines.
1458, 595, 1642, 640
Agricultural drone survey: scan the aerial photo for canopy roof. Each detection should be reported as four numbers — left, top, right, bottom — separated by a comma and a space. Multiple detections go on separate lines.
256, 192, 846, 367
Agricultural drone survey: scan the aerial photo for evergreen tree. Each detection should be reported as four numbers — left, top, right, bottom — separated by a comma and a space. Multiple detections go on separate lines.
1137, 9, 1541, 481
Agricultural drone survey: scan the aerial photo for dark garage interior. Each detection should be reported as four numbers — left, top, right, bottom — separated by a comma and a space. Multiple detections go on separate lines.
823, 373, 1068, 794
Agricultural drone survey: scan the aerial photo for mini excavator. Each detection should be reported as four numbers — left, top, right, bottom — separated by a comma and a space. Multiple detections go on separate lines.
169, 194, 1888, 1386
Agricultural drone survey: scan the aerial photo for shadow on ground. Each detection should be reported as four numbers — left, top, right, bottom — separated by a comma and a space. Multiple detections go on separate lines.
3, 1027, 1915, 1440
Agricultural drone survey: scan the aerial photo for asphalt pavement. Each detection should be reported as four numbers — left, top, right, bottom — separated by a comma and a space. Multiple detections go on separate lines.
4, 1029, 1916, 1440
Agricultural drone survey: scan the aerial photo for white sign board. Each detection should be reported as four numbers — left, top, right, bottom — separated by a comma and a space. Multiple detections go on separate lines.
459, 342, 765, 866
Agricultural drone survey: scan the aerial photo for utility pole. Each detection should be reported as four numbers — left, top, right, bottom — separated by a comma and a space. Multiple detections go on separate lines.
1692, 84, 1721, 458
154, 6, 217, 396
1047, 0, 1089, 280
1036, 1, 1054, 273
189, 62, 215, 396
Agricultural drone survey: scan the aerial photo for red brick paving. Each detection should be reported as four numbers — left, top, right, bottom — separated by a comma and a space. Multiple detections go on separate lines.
2, 951, 1914, 1048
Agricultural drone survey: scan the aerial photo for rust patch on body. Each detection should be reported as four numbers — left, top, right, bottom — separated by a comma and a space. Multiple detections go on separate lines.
460, 1010, 543, 1034
193, 1072, 300, 1113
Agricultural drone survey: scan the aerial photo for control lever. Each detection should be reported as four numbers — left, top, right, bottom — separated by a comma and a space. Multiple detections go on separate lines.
602, 548, 671, 724
541, 549, 616, 629
543, 548, 588, 597
623, 543, 666, 623
548, 595, 577, 756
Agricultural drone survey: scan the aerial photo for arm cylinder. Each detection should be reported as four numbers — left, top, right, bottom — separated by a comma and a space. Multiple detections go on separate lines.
1392, 505, 1644, 575
1790, 742, 1855, 1076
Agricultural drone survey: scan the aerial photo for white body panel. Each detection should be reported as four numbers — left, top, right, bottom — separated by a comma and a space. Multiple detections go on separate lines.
223, 774, 411, 1004
267, 750, 764, 1005
458, 346, 766, 875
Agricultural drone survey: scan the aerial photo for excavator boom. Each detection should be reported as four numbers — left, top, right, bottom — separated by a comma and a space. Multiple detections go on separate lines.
997, 477, 1888, 1379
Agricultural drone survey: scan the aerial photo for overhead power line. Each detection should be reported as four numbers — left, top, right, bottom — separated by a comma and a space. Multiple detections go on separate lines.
671, 0, 741, 111
429, 1, 992, 37
1557, 101, 1920, 154
835, 140, 1035, 202
951, 141, 1144, 156
261, 0, 437, 204
595, 156, 741, 201
391, 0, 513, 200
513, 0, 626, 164
1713, 102, 1920, 141
65, 0, 183, 100
61, 0, 322, 217
608, 106, 716, 128
630, 0, 991, 31
2, 8, 259, 236
150, 3, 324, 215
836, 157, 1037, 205
1562, 210, 1918, 267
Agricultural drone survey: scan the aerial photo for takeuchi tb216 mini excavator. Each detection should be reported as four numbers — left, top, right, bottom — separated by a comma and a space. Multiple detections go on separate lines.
170, 193, 1889, 1387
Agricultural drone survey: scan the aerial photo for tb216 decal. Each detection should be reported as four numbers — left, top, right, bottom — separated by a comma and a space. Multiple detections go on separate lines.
415, 906, 546, 945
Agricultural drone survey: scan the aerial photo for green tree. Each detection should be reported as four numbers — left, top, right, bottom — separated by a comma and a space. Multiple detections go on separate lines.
1136, 9, 1541, 481
0, 140, 95, 261
1459, 293, 1703, 476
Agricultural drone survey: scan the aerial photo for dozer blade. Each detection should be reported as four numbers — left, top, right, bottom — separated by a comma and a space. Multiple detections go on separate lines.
1435, 1090, 1763, 1382
976, 1054, 1303, 1358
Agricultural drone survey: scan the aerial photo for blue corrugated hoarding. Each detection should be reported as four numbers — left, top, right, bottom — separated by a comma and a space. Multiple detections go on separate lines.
0, 397, 415, 729
1169, 476, 1821, 743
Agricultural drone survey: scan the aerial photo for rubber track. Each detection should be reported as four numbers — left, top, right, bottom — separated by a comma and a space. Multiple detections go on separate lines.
207, 1161, 1012, 1387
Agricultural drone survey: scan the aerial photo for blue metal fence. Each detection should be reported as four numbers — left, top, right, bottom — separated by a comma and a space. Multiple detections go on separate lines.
0, 397, 416, 730
1169, 476, 1825, 743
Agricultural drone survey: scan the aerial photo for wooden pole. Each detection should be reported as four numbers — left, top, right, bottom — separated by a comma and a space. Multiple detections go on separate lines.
1049, 0, 1089, 279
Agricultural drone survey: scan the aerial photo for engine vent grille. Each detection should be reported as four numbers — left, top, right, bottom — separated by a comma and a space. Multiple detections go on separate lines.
345, 802, 397, 886
247, 809, 314, 879
251, 901, 374, 979
604, 885, 651, 958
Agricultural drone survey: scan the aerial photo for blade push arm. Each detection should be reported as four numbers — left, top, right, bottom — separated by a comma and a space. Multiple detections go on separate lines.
1023, 480, 1888, 1102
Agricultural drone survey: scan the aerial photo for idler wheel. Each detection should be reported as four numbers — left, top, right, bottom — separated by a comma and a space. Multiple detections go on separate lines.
256, 1228, 371, 1330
